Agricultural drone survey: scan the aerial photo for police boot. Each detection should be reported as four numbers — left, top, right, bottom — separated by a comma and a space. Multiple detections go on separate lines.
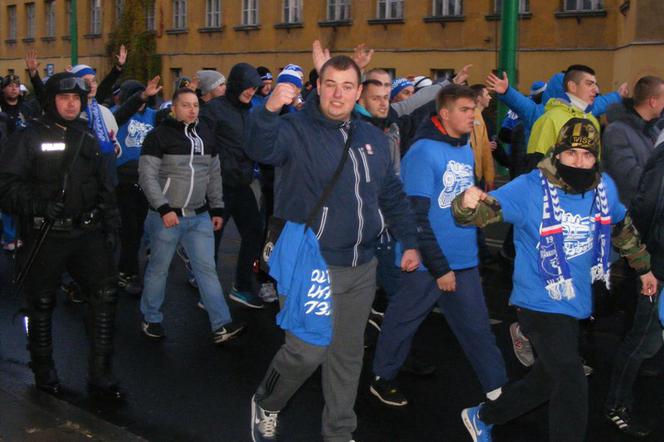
26, 294, 61, 395
87, 286, 122, 400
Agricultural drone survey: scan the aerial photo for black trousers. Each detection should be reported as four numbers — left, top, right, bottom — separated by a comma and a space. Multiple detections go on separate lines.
117, 182, 148, 276
21, 229, 118, 378
214, 184, 263, 292
480, 308, 588, 442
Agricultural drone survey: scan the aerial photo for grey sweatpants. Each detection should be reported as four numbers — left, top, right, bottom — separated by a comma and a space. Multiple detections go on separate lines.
255, 258, 378, 442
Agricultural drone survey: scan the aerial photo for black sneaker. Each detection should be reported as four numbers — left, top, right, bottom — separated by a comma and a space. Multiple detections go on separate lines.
400, 354, 436, 377
606, 406, 651, 437
142, 321, 165, 340
369, 376, 408, 407
212, 321, 246, 344
368, 311, 383, 332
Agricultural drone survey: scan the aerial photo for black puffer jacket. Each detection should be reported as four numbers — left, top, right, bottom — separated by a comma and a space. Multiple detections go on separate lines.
199, 63, 262, 188
630, 139, 664, 280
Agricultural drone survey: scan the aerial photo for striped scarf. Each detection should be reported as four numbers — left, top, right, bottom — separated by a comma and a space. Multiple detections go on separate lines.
85, 98, 115, 154
538, 171, 611, 300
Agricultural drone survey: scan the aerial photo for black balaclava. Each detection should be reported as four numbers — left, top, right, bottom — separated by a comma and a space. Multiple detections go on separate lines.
552, 117, 600, 194
44, 72, 89, 127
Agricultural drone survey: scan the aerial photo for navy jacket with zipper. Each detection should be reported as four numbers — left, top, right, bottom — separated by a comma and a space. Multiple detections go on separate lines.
245, 95, 417, 268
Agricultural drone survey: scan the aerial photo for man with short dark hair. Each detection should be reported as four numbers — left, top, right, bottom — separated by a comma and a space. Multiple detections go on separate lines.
369, 84, 507, 409
602, 74, 664, 437
138, 88, 245, 344
0, 74, 39, 134
246, 55, 419, 442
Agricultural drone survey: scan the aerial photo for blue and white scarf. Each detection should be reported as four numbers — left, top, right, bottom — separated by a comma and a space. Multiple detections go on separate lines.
538, 171, 611, 300
86, 99, 115, 154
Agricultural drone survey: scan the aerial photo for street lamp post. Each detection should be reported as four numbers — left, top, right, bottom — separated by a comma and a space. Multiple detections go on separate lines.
70, 0, 78, 65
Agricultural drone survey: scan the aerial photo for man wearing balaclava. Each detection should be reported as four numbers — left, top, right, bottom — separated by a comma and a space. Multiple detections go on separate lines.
0, 72, 123, 400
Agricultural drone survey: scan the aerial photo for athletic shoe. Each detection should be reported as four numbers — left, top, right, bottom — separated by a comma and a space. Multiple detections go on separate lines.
230, 286, 264, 309
369, 376, 408, 407
61, 281, 85, 304
368, 310, 383, 332
605, 405, 651, 437
400, 354, 436, 377
509, 322, 534, 367
461, 404, 493, 442
118, 273, 142, 295
583, 364, 594, 377
259, 282, 278, 303
251, 394, 279, 441
141, 321, 165, 340
197, 301, 206, 310
212, 321, 246, 344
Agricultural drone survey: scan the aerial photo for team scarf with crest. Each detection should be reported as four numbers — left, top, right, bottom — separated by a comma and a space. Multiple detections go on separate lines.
85, 98, 115, 154
538, 170, 611, 300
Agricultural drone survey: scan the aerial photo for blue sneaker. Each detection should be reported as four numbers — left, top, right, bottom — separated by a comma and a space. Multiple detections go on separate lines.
461, 404, 493, 442
229, 286, 264, 309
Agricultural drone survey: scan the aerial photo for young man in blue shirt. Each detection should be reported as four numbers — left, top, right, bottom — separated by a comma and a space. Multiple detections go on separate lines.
453, 118, 656, 442
369, 84, 508, 408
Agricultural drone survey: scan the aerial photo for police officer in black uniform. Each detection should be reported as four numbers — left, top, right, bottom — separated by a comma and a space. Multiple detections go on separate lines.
0, 72, 122, 398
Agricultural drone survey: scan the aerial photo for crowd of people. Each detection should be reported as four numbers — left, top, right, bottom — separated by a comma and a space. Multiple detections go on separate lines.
1, 39, 664, 442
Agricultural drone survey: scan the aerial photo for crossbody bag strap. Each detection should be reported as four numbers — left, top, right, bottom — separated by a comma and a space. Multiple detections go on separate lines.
305, 125, 352, 228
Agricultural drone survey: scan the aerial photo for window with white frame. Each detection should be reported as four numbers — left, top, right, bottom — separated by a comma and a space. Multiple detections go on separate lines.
45, 1, 56, 37
206, 0, 221, 27
283, 0, 301, 23
145, 1, 155, 30
90, 0, 102, 34
115, 0, 124, 22
26, 3, 36, 38
564, 0, 603, 11
242, 0, 258, 25
377, 0, 403, 19
173, 0, 187, 29
494, 0, 529, 13
433, 0, 462, 16
8, 5, 17, 40
327, 0, 350, 21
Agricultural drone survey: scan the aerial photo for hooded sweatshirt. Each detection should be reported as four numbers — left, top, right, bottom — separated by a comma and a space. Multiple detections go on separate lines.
198, 63, 262, 188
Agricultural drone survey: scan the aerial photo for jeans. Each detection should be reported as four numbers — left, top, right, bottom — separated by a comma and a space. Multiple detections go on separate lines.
141, 211, 232, 331
480, 308, 588, 442
374, 232, 402, 301
605, 291, 663, 410
373, 268, 507, 393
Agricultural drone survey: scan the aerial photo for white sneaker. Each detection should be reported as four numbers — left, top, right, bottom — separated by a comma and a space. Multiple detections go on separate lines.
251, 394, 279, 441
259, 282, 278, 303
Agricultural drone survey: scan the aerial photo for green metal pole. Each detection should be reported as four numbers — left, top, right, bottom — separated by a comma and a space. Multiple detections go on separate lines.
70, 0, 78, 66
497, 0, 519, 132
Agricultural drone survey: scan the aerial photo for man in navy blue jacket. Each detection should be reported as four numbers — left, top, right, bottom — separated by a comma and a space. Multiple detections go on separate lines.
246, 56, 419, 442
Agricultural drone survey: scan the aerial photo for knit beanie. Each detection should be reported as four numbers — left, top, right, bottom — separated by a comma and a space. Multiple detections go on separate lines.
277, 64, 304, 89
197, 70, 226, 95
71, 64, 96, 78
257, 66, 273, 82
530, 80, 547, 97
390, 77, 414, 101
413, 76, 433, 92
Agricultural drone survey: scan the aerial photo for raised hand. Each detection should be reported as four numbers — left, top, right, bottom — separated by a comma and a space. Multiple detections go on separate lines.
312, 40, 331, 74
453, 64, 473, 85
115, 44, 128, 67
266, 82, 299, 112
141, 75, 162, 100
485, 71, 509, 94
25, 48, 40, 77
617, 82, 629, 98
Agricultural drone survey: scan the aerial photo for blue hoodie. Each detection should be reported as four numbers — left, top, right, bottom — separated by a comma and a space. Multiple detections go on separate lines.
498, 72, 621, 143
245, 95, 418, 268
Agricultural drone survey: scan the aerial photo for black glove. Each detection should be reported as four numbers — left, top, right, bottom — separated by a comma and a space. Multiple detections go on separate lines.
44, 201, 65, 221
104, 231, 119, 252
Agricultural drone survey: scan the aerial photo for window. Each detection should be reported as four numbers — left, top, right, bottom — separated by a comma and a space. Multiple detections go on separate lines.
433, 0, 462, 16
242, 0, 258, 25
173, 0, 187, 29
377, 0, 403, 19
7, 5, 17, 40
170, 67, 182, 88
45, 1, 56, 37
378, 67, 396, 79
494, 0, 529, 13
431, 68, 455, 81
115, 0, 124, 22
90, 0, 102, 34
563, 0, 603, 11
25, 3, 36, 38
206, 0, 221, 27
65, 0, 71, 35
146, 1, 155, 30
283, 0, 301, 23
327, 0, 350, 21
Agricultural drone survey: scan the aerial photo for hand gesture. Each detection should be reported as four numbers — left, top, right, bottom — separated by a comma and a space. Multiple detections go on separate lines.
461, 186, 488, 210
162, 211, 179, 228
141, 75, 162, 100
188, 75, 200, 92
265, 83, 299, 113
25, 49, 40, 77
312, 40, 331, 74
486, 72, 509, 94
617, 82, 629, 98
115, 44, 127, 67
437, 271, 456, 292
352, 43, 374, 72
400, 249, 421, 272
453, 64, 473, 85
640, 271, 658, 296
